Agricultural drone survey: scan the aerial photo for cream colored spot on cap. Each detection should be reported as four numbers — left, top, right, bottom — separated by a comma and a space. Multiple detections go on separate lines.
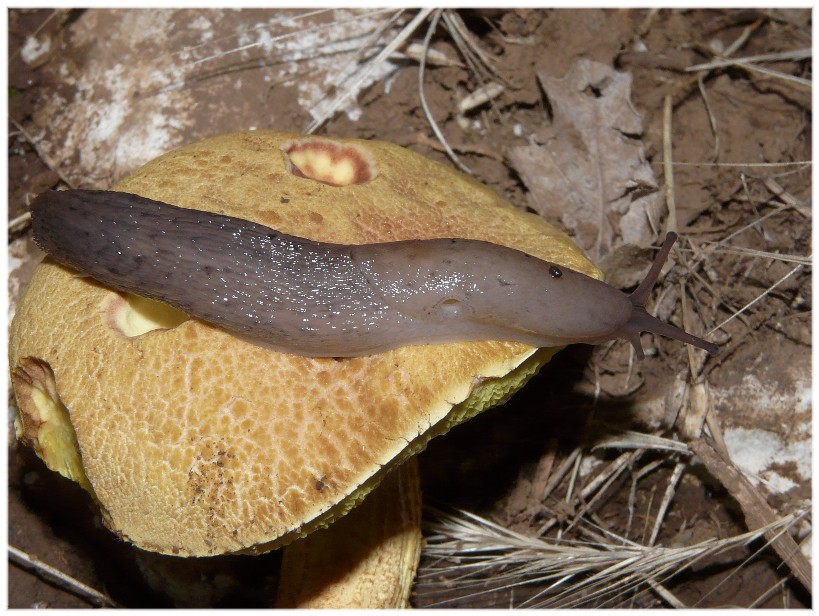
106, 293, 189, 337
282, 139, 378, 187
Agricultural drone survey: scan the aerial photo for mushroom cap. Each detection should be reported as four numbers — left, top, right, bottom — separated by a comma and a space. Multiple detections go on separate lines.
10, 130, 600, 556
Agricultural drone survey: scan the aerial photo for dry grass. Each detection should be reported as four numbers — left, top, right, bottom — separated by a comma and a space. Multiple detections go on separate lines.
420, 504, 809, 608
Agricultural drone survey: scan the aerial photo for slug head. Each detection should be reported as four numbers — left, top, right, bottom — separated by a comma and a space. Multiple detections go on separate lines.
481, 233, 718, 358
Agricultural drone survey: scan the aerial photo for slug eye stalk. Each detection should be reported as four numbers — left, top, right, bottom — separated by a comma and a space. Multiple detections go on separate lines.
623, 233, 718, 359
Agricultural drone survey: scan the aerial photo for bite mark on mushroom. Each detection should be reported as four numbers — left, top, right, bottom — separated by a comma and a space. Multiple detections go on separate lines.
282, 139, 378, 187
105, 293, 189, 337
12, 357, 93, 491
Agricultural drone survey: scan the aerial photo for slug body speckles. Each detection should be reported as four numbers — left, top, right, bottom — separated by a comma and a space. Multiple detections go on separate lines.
32, 191, 398, 355
30, 190, 717, 358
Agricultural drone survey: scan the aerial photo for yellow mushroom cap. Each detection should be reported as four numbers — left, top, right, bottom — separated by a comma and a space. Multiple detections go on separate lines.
10, 130, 600, 556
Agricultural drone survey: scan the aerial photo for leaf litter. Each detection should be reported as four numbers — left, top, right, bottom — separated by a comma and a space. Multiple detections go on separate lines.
509, 58, 665, 263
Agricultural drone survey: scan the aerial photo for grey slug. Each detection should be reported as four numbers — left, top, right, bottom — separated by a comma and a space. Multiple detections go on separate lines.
30, 189, 718, 358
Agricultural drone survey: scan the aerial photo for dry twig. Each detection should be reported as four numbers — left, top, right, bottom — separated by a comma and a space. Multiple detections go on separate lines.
661, 94, 677, 234
9, 117, 74, 189
417, 10, 473, 175
305, 9, 434, 133
9, 545, 120, 608
648, 460, 685, 547
688, 439, 811, 593
708, 263, 804, 334
686, 48, 812, 72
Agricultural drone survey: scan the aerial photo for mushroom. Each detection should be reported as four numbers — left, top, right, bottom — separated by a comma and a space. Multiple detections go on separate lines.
10, 131, 599, 565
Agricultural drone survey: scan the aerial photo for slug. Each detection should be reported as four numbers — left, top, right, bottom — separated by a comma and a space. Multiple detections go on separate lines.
30, 189, 717, 358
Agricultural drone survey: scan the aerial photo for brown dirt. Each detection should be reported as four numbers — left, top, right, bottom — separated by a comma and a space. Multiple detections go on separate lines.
8, 8, 811, 608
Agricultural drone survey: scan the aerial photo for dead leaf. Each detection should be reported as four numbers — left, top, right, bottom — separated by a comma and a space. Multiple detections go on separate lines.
596, 243, 653, 289
508, 58, 663, 261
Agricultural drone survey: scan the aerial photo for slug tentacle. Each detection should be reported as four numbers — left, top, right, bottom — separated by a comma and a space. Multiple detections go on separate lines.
623, 233, 719, 359
29, 189, 717, 359
630, 231, 678, 306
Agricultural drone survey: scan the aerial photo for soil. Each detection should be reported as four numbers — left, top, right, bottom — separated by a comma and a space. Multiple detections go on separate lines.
7, 8, 811, 608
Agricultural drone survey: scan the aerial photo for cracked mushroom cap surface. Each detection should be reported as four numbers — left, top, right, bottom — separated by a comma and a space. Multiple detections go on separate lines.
10, 130, 600, 556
